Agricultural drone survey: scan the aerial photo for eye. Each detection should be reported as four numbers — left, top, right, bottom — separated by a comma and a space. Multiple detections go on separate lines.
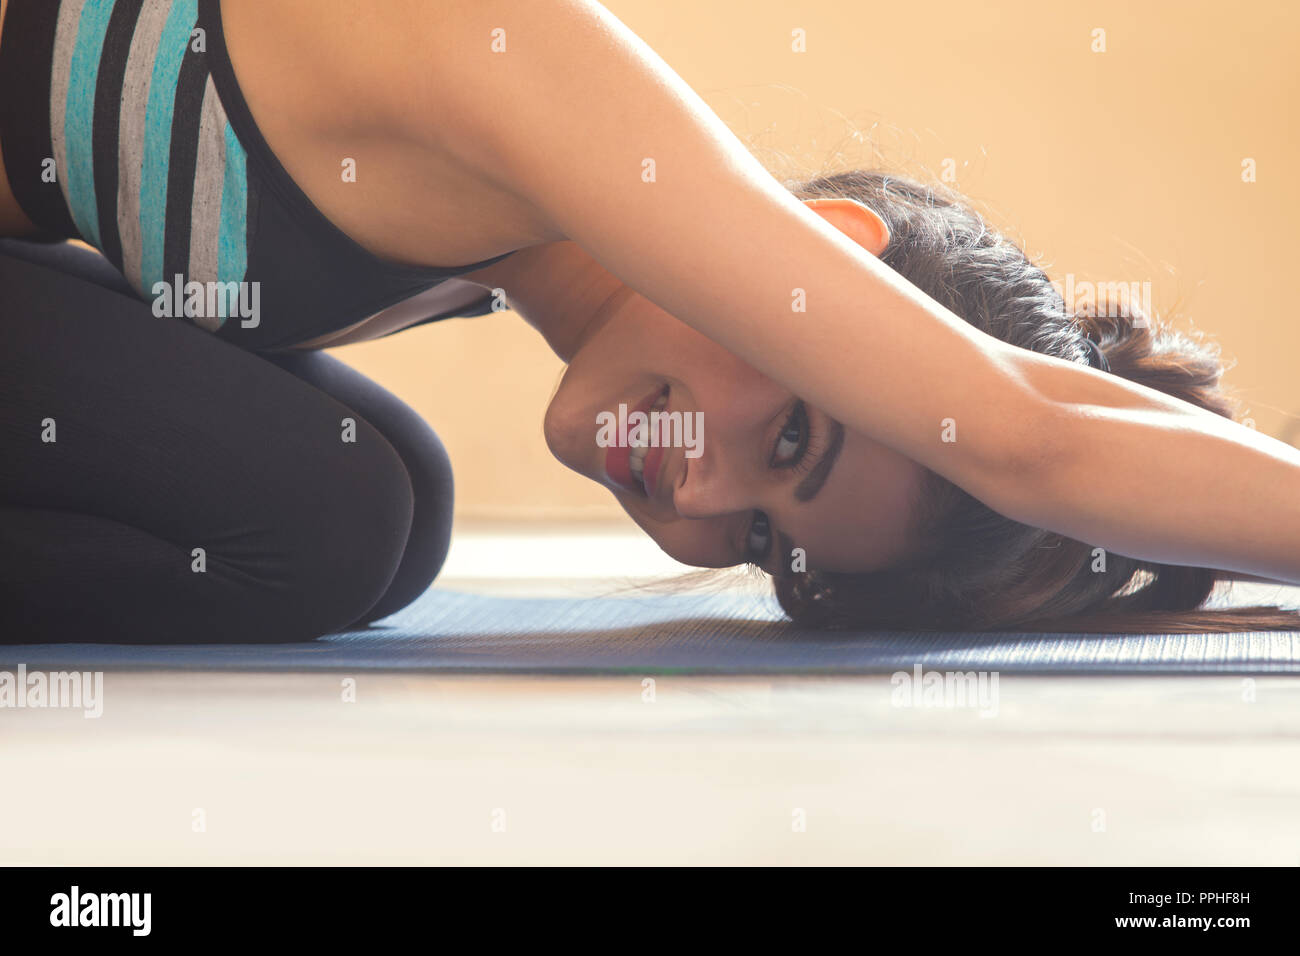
744, 510, 773, 563
770, 402, 810, 468
743, 401, 819, 565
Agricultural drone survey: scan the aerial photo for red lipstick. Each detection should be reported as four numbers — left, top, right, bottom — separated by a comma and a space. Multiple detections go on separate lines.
604, 384, 664, 495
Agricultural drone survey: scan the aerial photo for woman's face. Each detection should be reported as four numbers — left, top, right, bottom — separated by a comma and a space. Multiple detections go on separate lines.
541, 199, 930, 578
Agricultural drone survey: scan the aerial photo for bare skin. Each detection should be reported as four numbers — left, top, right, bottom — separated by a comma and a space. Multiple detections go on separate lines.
4, 0, 1299, 583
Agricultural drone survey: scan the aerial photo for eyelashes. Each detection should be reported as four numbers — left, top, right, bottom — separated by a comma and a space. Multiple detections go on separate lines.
745, 511, 772, 563
769, 402, 807, 467
769, 403, 821, 476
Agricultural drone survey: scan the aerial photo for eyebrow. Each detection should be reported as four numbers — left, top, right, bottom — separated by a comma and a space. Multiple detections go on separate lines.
765, 419, 846, 579
794, 418, 846, 503
752, 417, 847, 578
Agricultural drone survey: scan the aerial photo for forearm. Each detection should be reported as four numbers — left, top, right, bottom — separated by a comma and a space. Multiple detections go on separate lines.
997, 352, 1300, 584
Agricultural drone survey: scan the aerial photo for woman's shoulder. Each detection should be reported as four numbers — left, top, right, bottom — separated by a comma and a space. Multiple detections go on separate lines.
217, 0, 557, 267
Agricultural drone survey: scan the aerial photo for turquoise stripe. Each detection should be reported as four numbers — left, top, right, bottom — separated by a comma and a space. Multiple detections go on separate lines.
63, 0, 117, 250
138, 0, 198, 291
216, 121, 248, 309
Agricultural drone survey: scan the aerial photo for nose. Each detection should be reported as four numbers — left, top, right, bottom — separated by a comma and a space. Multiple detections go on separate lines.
671, 441, 756, 520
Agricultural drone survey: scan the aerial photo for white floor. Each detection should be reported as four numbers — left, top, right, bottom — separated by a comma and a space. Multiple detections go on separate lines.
3, 524, 1298, 865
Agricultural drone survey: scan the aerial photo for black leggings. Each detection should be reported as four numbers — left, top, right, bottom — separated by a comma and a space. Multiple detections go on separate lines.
0, 240, 454, 644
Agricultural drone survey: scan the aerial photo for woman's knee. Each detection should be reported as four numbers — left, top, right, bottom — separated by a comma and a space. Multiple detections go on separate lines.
263, 350, 456, 623
260, 419, 418, 636
350, 423, 455, 624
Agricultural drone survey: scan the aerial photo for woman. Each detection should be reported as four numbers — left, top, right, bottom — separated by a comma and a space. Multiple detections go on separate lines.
2, 0, 1298, 643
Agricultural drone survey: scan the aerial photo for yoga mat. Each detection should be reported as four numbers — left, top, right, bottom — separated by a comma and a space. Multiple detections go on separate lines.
2, 584, 1299, 674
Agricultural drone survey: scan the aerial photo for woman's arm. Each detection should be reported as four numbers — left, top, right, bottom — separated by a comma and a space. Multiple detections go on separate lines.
1011, 358, 1300, 584
394, 0, 1299, 582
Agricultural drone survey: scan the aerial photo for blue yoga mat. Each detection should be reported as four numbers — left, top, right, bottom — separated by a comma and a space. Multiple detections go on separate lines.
2, 584, 1299, 674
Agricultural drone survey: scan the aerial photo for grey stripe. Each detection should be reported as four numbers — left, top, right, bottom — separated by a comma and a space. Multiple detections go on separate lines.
115, 0, 171, 294
187, 76, 225, 282
188, 76, 227, 331
49, 0, 90, 226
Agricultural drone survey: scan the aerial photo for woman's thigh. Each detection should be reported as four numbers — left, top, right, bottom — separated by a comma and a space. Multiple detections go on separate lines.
0, 245, 426, 643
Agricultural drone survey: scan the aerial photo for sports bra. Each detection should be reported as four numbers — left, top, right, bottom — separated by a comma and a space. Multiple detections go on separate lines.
0, 0, 516, 351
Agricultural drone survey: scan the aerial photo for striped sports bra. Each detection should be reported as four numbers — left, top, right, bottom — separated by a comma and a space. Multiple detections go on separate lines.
0, 0, 515, 350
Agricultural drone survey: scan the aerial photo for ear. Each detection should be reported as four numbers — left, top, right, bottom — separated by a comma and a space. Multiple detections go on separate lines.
802, 197, 890, 255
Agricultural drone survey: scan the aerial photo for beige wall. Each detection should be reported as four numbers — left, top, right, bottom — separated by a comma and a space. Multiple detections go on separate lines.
332, 0, 1300, 519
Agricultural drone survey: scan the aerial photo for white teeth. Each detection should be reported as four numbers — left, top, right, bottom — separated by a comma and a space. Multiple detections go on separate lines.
629, 388, 667, 490
629, 441, 649, 483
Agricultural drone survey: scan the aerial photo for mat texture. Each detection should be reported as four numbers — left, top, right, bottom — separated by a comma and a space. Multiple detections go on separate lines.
3, 584, 1300, 674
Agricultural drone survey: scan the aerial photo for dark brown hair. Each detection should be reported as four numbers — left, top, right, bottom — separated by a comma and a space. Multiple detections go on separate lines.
773, 169, 1299, 633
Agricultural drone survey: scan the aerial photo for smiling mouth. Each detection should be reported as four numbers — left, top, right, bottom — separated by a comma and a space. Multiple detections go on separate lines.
629, 387, 670, 489
604, 383, 670, 496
